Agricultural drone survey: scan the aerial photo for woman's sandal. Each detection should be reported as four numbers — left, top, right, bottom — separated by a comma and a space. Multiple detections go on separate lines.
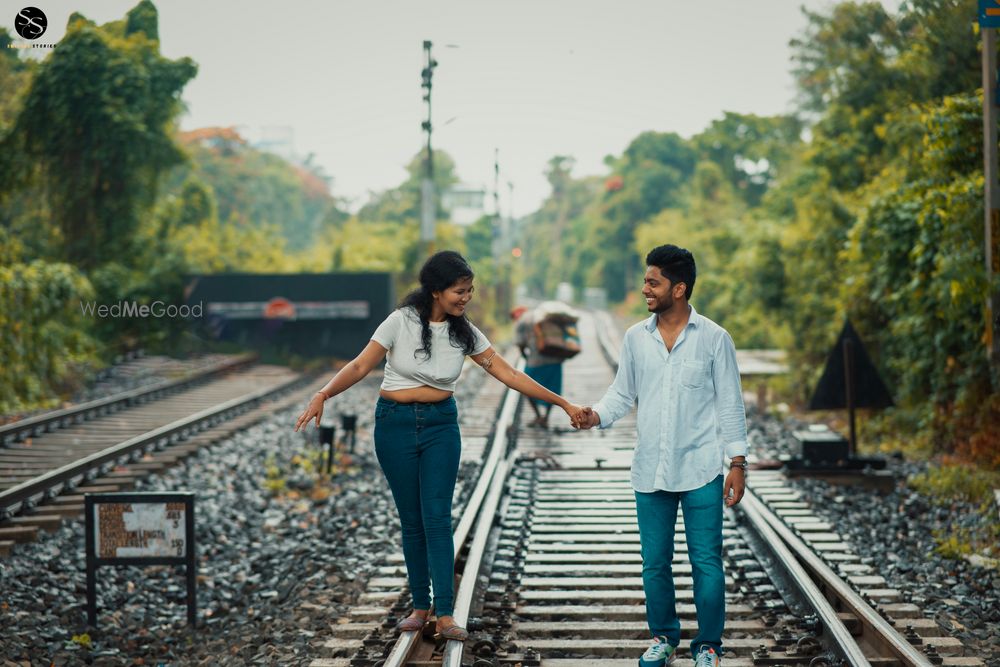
396, 613, 430, 632
434, 624, 469, 641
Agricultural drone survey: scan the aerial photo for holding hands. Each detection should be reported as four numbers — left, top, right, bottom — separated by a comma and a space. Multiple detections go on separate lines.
567, 406, 600, 430
561, 403, 586, 429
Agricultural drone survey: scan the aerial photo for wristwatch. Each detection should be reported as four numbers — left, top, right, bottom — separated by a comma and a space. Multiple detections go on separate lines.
729, 460, 748, 472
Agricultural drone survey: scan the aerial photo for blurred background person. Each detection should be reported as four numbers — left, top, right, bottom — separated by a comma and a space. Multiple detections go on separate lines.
513, 301, 581, 428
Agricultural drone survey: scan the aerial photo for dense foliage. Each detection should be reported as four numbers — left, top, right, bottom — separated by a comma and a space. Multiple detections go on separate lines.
0, 230, 96, 413
517, 0, 996, 460
0, 1, 489, 415
4, 1, 196, 270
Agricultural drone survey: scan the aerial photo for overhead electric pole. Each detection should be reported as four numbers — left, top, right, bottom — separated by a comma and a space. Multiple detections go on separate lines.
491, 149, 512, 314
420, 41, 437, 245
507, 180, 515, 253
493, 148, 501, 261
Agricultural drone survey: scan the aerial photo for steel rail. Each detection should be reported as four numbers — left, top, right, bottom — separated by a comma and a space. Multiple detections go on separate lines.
0, 353, 258, 446
379, 357, 524, 667
0, 369, 309, 518
742, 489, 934, 667
441, 374, 522, 667
741, 490, 870, 666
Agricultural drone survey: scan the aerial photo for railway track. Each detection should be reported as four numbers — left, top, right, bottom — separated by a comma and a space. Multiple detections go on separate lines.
0, 354, 314, 555
309, 311, 981, 667
0, 352, 258, 445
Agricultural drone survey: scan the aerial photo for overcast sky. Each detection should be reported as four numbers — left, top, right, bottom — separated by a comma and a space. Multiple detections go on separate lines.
6, 0, 899, 217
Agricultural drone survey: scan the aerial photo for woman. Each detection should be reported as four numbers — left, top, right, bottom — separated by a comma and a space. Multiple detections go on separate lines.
294, 251, 584, 641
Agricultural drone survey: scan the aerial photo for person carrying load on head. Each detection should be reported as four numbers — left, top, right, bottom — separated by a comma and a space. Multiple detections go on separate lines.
513, 300, 582, 428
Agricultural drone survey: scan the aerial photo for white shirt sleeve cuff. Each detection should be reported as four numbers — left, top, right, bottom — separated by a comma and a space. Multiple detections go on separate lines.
724, 441, 749, 459
592, 402, 610, 429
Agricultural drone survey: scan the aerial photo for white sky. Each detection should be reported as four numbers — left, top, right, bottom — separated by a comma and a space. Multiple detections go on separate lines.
6, 0, 899, 217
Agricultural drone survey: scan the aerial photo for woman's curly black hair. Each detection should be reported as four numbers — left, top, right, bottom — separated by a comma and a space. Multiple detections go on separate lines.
399, 250, 479, 359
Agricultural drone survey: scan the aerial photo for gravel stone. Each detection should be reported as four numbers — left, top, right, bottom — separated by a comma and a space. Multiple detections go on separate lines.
0, 368, 489, 666
749, 407, 1000, 666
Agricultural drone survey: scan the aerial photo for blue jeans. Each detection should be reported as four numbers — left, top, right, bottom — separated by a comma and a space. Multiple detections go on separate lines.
373, 396, 461, 617
635, 475, 725, 656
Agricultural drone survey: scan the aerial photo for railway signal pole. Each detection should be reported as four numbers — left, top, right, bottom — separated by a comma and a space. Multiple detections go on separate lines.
493, 148, 501, 261
420, 41, 437, 245
492, 149, 512, 315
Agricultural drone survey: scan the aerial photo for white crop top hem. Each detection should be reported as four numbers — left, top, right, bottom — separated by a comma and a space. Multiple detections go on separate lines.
371, 307, 491, 392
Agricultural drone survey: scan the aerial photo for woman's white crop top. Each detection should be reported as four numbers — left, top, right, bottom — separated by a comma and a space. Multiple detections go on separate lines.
371, 307, 491, 392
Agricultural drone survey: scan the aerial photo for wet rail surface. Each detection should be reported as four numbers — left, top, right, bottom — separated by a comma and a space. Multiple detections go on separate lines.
0, 356, 312, 554
309, 314, 982, 667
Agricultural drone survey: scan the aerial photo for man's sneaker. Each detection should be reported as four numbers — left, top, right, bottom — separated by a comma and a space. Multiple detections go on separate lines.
694, 646, 720, 667
638, 636, 676, 667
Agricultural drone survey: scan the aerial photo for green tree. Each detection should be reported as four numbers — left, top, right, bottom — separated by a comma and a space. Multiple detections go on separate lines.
357, 150, 459, 224
0, 228, 98, 414
846, 94, 989, 439
164, 127, 343, 251
693, 112, 803, 206
520, 157, 603, 300
4, 2, 197, 270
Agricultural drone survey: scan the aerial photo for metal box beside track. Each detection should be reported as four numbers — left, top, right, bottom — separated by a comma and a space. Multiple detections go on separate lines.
793, 429, 850, 464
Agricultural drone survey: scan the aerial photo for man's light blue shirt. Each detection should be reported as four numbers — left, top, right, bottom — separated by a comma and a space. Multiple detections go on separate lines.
592, 305, 749, 493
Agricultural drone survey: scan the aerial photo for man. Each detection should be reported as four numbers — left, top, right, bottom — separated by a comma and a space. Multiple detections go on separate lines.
576, 244, 748, 667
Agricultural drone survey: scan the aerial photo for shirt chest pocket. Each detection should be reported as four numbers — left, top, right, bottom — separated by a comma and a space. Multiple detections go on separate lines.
680, 360, 710, 389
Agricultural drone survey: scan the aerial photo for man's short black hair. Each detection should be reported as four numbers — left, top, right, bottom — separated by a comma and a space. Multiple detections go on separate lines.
645, 244, 696, 300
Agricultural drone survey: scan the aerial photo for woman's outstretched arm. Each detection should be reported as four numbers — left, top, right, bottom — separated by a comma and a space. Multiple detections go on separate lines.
294, 340, 388, 431
470, 347, 583, 426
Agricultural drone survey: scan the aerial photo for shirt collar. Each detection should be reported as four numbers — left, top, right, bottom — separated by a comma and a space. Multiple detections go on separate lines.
643, 304, 700, 332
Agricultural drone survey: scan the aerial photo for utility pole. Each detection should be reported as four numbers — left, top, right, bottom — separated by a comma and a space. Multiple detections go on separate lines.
982, 18, 1000, 388
492, 148, 501, 261
420, 41, 437, 245
507, 180, 515, 253
491, 149, 511, 315
507, 180, 516, 300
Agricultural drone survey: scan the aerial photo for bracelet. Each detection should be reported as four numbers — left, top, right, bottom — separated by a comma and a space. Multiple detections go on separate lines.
315, 389, 331, 400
